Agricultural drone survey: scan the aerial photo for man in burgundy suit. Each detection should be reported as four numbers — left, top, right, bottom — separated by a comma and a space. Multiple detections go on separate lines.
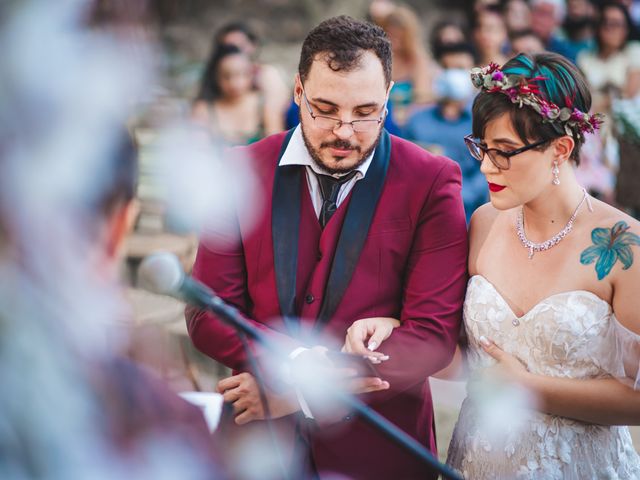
186, 15, 468, 480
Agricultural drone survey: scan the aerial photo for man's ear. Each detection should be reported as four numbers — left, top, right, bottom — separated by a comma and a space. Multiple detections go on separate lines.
553, 135, 575, 165
386, 80, 395, 99
104, 199, 139, 260
293, 74, 303, 107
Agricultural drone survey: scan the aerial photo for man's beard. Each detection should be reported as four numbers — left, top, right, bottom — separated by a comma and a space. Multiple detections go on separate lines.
300, 115, 383, 175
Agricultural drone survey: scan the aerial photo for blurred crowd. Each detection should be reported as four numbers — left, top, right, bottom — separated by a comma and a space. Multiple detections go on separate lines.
190, 0, 640, 221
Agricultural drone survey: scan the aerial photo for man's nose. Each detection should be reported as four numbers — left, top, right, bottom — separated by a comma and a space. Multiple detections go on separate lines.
333, 122, 355, 140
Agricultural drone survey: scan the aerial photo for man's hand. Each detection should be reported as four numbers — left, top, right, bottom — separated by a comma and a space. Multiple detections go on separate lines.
342, 317, 400, 363
293, 347, 390, 398
217, 372, 300, 425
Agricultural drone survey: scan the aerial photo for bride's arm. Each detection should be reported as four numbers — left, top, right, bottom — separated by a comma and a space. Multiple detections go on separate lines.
481, 340, 640, 425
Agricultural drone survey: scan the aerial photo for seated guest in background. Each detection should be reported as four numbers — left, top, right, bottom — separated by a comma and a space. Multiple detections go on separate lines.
577, 1, 640, 114
213, 21, 287, 136
561, 0, 597, 60
509, 29, 546, 55
375, 3, 435, 125
193, 44, 269, 145
530, 0, 577, 62
501, 0, 532, 34
430, 20, 468, 53
471, 5, 510, 66
404, 43, 488, 221
578, 1, 640, 210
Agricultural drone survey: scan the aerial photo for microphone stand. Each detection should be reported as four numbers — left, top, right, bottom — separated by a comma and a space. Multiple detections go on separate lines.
187, 287, 463, 480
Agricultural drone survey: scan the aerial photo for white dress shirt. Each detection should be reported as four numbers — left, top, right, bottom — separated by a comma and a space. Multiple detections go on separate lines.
278, 125, 375, 217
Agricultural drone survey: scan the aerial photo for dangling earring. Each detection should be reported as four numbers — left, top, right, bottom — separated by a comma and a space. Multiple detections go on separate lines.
552, 160, 560, 185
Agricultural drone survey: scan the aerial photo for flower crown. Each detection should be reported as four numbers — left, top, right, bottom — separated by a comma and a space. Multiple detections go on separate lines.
470, 62, 604, 141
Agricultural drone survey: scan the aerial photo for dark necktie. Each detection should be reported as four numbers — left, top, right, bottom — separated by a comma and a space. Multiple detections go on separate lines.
316, 170, 358, 228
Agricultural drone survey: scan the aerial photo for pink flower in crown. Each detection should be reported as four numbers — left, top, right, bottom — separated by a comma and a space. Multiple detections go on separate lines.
491, 71, 505, 82
505, 87, 519, 101
570, 108, 586, 122
539, 103, 553, 118
589, 114, 604, 130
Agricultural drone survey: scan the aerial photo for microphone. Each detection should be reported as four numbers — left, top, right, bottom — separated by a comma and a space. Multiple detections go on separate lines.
138, 252, 217, 309
138, 252, 263, 343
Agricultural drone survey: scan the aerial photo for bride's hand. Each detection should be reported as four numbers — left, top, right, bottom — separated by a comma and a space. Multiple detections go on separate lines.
479, 336, 531, 384
342, 317, 400, 363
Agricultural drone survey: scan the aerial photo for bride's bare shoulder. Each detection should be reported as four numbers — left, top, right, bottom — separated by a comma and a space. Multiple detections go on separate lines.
469, 202, 505, 237
468, 203, 513, 274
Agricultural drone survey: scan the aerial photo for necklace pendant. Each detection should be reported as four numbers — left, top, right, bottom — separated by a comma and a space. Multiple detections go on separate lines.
528, 247, 534, 259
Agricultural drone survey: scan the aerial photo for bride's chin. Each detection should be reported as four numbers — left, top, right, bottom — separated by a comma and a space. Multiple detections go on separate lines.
488, 195, 518, 211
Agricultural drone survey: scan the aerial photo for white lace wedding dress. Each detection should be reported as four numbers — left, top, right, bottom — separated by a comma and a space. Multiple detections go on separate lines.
447, 275, 640, 479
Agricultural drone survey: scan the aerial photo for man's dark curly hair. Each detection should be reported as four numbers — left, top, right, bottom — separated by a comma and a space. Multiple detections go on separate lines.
298, 16, 392, 85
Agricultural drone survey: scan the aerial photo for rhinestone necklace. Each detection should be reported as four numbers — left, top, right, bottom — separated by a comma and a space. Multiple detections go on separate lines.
517, 188, 592, 259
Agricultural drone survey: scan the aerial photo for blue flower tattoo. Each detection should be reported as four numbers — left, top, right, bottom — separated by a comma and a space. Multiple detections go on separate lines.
580, 221, 640, 280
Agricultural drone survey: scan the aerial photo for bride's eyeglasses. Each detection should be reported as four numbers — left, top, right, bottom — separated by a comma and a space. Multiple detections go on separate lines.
464, 134, 550, 170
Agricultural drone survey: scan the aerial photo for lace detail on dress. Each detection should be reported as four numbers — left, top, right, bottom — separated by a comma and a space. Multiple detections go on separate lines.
447, 275, 640, 479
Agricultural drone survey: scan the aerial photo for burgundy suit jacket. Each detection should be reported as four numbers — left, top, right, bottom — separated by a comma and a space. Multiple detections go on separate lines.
187, 129, 468, 479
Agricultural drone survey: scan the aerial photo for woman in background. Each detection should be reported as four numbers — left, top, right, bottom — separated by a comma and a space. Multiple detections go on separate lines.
577, 2, 640, 115
577, 2, 640, 205
376, 4, 434, 125
192, 44, 268, 145
471, 5, 509, 66
214, 21, 288, 134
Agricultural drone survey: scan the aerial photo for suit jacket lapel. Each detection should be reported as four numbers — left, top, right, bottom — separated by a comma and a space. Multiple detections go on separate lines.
271, 128, 301, 334
314, 130, 391, 331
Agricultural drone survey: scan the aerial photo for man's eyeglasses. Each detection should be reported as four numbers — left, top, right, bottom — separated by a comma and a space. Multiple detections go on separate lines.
464, 134, 551, 170
301, 86, 387, 133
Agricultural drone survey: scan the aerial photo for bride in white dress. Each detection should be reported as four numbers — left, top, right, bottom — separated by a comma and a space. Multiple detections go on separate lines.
343, 52, 640, 479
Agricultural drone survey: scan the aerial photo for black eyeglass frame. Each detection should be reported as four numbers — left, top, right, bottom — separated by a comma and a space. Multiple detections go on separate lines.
300, 86, 388, 133
464, 134, 552, 170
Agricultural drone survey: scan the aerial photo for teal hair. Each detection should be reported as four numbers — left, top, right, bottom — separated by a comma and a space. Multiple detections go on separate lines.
502, 53, 590, 115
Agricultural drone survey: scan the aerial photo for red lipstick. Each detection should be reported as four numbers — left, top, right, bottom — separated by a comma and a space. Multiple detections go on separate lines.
488, 182, 506, 193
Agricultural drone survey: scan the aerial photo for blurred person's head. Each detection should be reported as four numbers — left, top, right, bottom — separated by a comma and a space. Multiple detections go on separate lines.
430, 20, 467, 53
510, 29, 546, 54
376, 4, 425, 63
501, 0, 532, 33
433, 43, 476, 107
368, 0, 397, 24
215, 21, 259, 58
88, 129, 139, 263
563, 0, 597, 41
472, 7, 509, 58
530, 0, 566, 41
435, 42, 476, 69
470, 52, 597, 209
596, 2, 635, 54
295, 16, 392, 174
474, 0, 502, 13
197, 44, 253, 102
